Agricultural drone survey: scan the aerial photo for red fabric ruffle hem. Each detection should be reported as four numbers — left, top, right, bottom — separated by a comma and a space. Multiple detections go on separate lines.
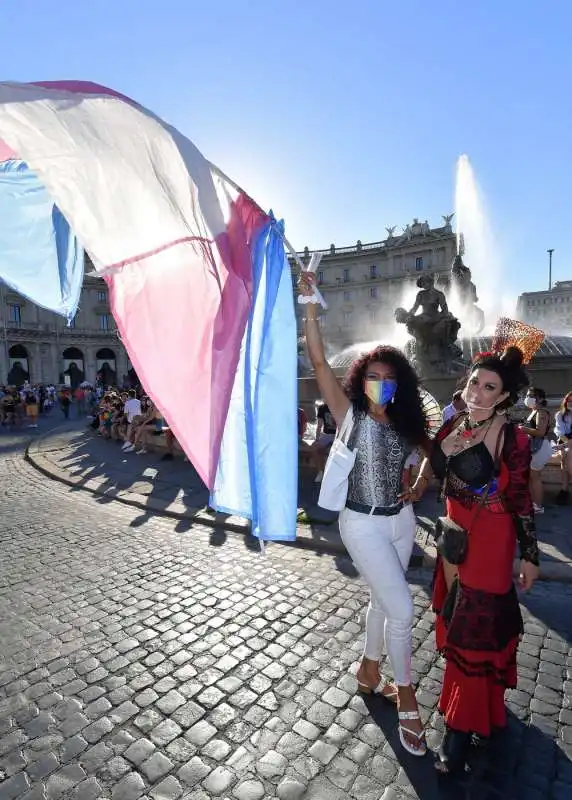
432, 498, 524, 737
438, 657, 515, 734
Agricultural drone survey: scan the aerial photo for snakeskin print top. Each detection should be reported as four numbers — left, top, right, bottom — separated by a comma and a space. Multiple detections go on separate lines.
346, 412, 411, 509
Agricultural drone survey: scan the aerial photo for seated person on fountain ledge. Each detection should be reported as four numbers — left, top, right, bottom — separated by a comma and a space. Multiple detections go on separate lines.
312, 400, 336, 482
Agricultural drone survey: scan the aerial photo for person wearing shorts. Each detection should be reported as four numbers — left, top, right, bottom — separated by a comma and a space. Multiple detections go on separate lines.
25, 390, 39, 428
312, 401, 337, 482
520, 386, 552, 513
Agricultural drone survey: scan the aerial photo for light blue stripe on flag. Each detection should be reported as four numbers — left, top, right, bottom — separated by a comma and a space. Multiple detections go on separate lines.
211, 217, 298, 541
0, 159, 84, 321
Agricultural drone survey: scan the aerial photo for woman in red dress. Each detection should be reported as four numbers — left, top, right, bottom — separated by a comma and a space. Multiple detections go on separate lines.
410, 346, 540, 773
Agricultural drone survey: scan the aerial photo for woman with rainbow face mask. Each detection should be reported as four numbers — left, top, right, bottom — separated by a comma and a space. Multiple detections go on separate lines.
298, 272, 431, 758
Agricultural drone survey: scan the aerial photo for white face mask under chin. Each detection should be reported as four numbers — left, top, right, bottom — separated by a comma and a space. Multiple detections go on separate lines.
465, 401, 497, 412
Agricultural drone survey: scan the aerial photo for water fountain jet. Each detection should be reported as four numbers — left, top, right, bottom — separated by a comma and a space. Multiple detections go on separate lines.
452, 154, 508, 328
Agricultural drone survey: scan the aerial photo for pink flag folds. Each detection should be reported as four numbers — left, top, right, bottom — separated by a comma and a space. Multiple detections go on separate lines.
0, 80, 287, 491
106, 192, 267, 487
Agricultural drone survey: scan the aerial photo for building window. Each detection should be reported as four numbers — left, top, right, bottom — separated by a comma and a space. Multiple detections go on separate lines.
69, 317, 76, 329
370, 287, 378, 299
97, 290, 107, 303
415, 257, 424, 271
343, 268, 350, 283
99, 314, 110, 331
369, 309, 377, 324
8, 304, 21, 324
370, 265, 377, 279
317, 270, 324, 284
343, 291, 352, 302
343, 311, 352, 328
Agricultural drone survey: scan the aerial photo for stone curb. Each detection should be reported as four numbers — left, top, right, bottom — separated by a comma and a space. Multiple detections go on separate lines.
25, 427, 350, 559
25, 426, 572, 581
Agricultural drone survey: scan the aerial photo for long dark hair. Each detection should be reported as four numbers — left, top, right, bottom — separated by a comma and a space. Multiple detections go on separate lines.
469, 346, 529, 409
342, 345, 428, 447
560, 391, 572, 415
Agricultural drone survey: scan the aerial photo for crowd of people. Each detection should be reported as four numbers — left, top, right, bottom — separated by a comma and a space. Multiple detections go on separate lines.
89, 387, 183, 461
0, 376, 188, 462
0, 382, 70, 428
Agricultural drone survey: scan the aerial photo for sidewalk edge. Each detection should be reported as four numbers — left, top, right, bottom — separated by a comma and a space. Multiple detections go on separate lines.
25, 430, 352, 558
25, 430, 572, 581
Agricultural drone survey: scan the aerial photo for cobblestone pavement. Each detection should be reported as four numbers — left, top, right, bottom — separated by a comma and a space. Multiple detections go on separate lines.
1, 433, 571, 799
26, 424, 346, 558
26, 423, 572, 578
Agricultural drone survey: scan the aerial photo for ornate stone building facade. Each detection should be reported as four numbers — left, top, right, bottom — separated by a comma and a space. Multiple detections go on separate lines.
291, 217, 458, 350
0, 267, 130, 387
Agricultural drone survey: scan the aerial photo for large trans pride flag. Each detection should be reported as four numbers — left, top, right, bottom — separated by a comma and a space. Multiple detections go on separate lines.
0, 80, 297, 542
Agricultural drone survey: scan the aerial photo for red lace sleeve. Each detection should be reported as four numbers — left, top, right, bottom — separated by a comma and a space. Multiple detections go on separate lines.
503, 424, 533, 516
503, 423, 539, 565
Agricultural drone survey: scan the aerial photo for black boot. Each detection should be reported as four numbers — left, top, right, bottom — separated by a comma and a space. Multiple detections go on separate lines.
435, 727, 471, 775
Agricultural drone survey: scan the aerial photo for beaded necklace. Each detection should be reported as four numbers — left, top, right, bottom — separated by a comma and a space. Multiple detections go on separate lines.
450, 413, 495, 454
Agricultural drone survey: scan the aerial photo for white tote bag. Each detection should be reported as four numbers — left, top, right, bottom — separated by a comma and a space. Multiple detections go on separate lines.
318, 406, 357, 511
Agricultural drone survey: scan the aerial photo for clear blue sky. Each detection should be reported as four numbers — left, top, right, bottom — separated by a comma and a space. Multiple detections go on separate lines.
2, 1, 570, 293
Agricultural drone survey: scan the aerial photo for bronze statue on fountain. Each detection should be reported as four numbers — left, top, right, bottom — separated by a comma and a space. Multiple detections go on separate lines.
438, 243, 485, 336
394, 273, 464, 376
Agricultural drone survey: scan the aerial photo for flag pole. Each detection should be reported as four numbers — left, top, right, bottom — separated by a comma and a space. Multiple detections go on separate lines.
208, 162, 327, 308
207, 163, 304, 270
93, 162, 327, 306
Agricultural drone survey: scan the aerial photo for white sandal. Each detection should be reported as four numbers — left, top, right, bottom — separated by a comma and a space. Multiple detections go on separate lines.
357, 678, 398, 704
398, 710, 427, 757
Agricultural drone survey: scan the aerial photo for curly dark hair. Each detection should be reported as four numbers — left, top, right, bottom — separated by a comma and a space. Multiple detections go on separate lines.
342, 345, 429, 447
469, 346, 529, 408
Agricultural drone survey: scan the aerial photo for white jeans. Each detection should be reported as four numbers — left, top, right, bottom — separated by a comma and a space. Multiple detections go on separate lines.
339, 504, 415, 686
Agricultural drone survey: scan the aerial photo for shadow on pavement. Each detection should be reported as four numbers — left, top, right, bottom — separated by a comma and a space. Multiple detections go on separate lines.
364, 695, 570, 799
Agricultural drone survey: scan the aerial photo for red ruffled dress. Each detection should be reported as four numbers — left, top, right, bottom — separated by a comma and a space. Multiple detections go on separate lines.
430, 417, 539, 738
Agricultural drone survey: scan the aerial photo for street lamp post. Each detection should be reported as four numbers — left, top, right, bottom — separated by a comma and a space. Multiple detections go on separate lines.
547, 248, 554, 290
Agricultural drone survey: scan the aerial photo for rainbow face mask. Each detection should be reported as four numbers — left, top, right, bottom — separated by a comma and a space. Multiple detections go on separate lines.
365, 379, 397, 407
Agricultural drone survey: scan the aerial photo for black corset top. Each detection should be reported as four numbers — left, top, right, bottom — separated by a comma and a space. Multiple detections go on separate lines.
431, 440, 495, 489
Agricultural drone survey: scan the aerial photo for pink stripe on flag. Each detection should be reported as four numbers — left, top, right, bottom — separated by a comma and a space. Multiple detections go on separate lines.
31, 80, 135, 103
106, 193, 267, 488
105, 235, 213, 270
0, 139, 16, 161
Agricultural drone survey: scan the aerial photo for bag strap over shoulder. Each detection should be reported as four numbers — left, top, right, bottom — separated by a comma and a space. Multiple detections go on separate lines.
337, 405, 354, 445
493, 422, 505, 468
477, 423, 505, 507
468, 423, 506, 534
